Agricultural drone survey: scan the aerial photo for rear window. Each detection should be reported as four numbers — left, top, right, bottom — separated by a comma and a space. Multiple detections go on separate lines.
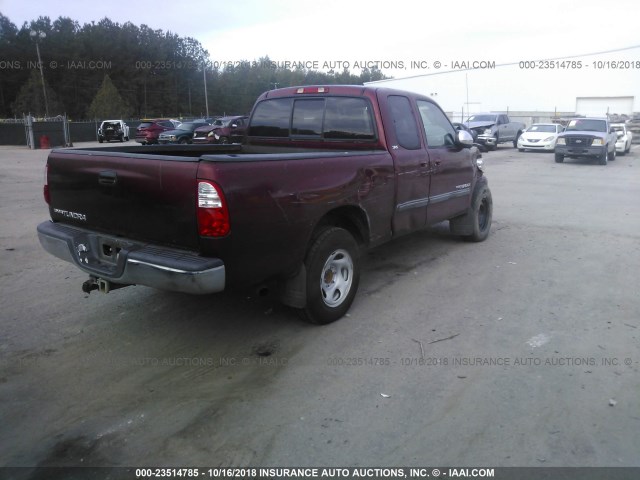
248, 97, 375, 141
138, 122, 153, 129
249, 99, 293, 137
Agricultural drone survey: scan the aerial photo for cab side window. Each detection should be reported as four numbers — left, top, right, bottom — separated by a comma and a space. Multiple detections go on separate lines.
388, 95, 421, 150
416, 100, 456, 148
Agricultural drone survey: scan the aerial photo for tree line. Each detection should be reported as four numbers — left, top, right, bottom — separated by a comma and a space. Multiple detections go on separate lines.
0, 14, 387, 120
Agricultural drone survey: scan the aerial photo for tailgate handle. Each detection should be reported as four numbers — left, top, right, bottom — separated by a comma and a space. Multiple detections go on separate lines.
98, 170, 118, 186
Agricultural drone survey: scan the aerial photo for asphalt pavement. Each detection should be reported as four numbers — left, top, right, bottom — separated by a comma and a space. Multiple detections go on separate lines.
0, 142, 638, 472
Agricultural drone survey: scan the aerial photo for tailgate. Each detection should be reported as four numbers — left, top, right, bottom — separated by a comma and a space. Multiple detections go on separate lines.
47, 150, 200, 251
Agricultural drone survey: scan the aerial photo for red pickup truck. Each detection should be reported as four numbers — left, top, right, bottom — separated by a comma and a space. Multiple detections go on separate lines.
37, 85, 492, 324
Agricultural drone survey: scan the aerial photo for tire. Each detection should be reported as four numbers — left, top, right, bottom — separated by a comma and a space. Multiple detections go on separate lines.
599, 148, 608, 165
119, 135, 124, 143
300, 227, 360, 325
489, 134, 498, 151
98, 138, 103, 143
608, 146, 616, 161
625, 142, 631, 153
518, 148, 525, 152
449, 182, 493, 242
513, 132, 522, 148
125, 136, 129, 142
219, 136, 230, 145
555, 153, 564, 163
179, 137, 188, 144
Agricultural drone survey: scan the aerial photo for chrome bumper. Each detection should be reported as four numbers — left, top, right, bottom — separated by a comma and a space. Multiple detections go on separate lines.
37, 221, 225, 295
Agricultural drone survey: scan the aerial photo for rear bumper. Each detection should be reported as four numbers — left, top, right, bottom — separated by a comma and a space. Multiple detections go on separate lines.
37, 221, 225, 295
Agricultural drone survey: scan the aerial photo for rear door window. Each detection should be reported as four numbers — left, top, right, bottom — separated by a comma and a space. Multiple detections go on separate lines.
388, 95, 421, 150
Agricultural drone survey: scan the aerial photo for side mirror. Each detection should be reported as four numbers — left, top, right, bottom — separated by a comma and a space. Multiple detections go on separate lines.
457, 130, 474, 147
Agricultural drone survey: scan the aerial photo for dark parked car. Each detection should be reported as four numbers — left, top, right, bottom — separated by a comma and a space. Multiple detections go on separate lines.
192, 116, 248, 144
135, 119, 176, 145
158, 121, 211, 144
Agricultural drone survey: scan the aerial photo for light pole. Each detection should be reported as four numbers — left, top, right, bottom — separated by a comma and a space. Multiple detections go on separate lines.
203, 60, 209, 118
30, 30, 49, 118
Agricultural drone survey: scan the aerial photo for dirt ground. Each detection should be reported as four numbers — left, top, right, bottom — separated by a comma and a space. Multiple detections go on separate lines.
0, 142, 638, 472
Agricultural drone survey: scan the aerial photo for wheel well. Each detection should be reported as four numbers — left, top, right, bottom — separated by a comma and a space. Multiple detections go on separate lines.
312, 206, 370, 247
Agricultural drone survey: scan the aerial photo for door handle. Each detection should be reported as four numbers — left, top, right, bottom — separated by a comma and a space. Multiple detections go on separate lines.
98, 170, 118, 186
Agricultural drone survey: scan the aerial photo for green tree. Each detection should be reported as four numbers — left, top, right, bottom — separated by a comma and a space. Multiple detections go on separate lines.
87, 74, 132, 118
11, 69, 63, 118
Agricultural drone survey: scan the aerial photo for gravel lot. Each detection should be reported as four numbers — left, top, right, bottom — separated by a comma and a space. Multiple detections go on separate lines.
0, 142, 639, 471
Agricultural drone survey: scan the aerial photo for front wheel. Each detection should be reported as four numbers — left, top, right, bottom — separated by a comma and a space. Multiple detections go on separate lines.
301, 227, 360, 325
599, 148, 608, 165
218, 136, 230, 145
555, 153, 564, 163
608, 146, 616, 161
450, 182, 493, 242
513, 132, 522, 148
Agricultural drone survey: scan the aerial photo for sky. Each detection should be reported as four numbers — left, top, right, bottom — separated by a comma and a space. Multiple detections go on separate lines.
2, 0, 640, 113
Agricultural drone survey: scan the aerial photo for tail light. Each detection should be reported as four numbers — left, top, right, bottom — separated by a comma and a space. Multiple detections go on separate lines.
44, 164, 50, 204
197, 181, 230, 236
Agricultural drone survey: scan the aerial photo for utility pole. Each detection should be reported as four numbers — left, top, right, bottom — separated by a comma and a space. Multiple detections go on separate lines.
30, 30, 49, 118
203, 60, 209, 118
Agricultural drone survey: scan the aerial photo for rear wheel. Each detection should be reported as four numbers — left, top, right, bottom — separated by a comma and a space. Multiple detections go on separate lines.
300, 227, 360, 325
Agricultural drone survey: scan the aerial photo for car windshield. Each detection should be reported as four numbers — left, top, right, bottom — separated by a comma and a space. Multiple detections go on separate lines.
612, 126, 625, 133
565, 119, 606, 132
467, 115, 498, 122
527, 125, 556, 133
137, 122, 153, 129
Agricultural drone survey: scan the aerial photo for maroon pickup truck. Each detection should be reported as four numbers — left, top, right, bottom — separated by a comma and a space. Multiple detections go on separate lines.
37, 85, 492, 324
